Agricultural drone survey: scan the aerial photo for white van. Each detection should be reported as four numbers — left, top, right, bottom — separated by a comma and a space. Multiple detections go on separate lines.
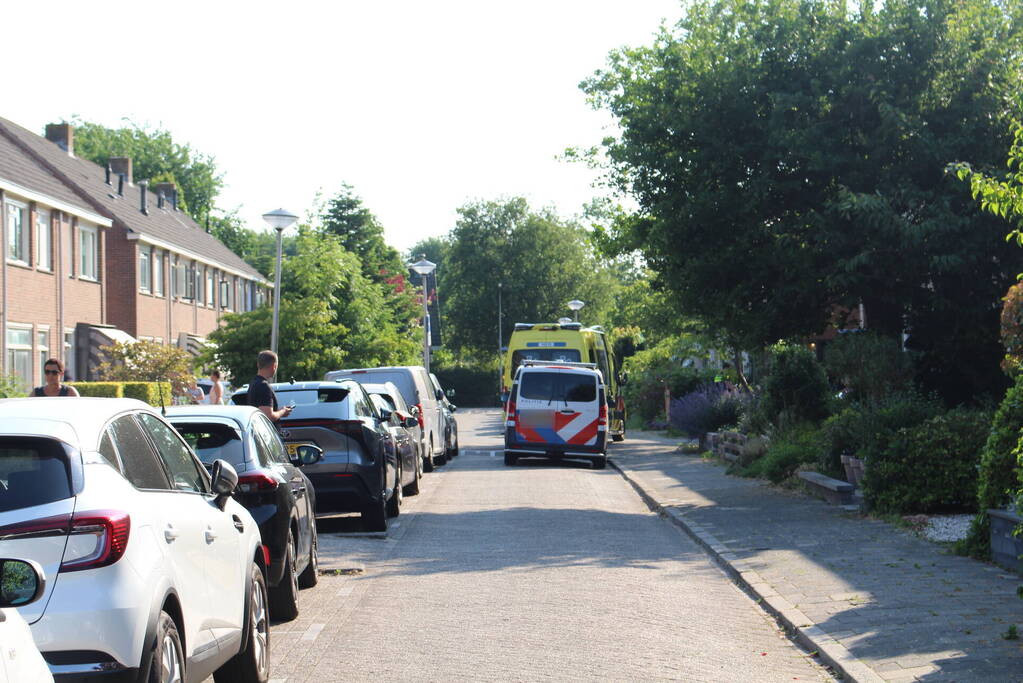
325, 366, 446, 471
503, 361, 609, 469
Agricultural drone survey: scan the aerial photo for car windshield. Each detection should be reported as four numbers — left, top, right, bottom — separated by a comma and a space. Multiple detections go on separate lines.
519, 372, 596, 403
170, 422, 246, 468
511, 349, 582, 376
0, 437, 72, 512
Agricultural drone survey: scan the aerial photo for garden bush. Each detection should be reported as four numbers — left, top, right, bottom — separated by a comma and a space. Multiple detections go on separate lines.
69, 382, 124, 398
622, 341, 716, 422
433, 351, 500, 406
668, 383, 747, 437
741, 422, 821, 483
122, 382, 173, 407
862, 408, 992, 515
817, 392, 944, 479
761, 342, 830, 424
824, 331, 913, 402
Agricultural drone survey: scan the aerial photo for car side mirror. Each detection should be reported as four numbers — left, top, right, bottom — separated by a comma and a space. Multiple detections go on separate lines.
446, 388, 455, 398
292, 444, 323, 466
210, 459, 239, 509
448, 404, 457, 413
402, 415, 418, 429
0, 558, 45, 608
410, 405, 420, 416
435, 388, 445, 400
377, 408, 392, 422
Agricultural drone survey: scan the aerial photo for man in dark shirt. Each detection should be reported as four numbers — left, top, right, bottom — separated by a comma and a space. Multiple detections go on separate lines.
248, 350, 293, 423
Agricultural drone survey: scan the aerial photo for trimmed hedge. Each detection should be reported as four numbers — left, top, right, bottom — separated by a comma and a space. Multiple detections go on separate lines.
70, 381, 172, 407
862, 408, 991, 514
433, 366, 499, 407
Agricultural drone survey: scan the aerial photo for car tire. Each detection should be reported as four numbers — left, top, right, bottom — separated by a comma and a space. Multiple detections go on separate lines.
504, 452, 517, 466
592, 455, 607, 469
423, 449, 435, 473
447, 434, 459, 458
298, 526, 318, 588
145, 611, 184, 683
611, 430, 625, 442
386, 462, 402, 518
403, 456, 422, 496
214, 561, 270, 683
362, 494, 387, 532
269, 532, 299, 622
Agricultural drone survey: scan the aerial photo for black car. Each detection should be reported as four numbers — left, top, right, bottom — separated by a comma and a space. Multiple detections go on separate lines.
166, 404, 322, 621
232, 380, 400, 532
430, 373, 459, 459
363, 381, 423, 498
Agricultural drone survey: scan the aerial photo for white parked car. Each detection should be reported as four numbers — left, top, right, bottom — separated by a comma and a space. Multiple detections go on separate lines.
0, 557, 52, 682
0, 398, 270, 682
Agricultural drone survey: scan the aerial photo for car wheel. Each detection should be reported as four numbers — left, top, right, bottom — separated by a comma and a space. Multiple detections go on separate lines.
447, 433, 459, 458
592, 455, 608, 469
504, 452, 517, 466
269, 532, 299, 621
298, 526, 318, 588
214, 561, 270, 683
362, 493, 388, 532
611, 427, 625, 442
423, 449, 435, 473
403, 455, 421, 496
146, 611, 184, 683
386, 462, 402, 518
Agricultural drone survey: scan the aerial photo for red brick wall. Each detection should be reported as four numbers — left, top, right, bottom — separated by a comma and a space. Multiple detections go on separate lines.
104, 225, 138, 336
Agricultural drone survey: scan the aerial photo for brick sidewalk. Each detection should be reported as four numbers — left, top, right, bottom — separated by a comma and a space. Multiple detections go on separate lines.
610, 431, 1023, 682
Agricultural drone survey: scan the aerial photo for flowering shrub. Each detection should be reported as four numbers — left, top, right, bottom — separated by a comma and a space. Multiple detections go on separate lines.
669, 383, 747, 437
1001, 282, 1023, 377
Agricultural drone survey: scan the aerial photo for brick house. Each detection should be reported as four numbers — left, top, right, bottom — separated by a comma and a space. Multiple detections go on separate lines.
0, 117, 270, 385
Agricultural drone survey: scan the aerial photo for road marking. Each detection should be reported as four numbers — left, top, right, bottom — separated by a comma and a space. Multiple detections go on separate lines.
301, 623, 325, 641
336, 583, 355, 596
269, 678, 287, 683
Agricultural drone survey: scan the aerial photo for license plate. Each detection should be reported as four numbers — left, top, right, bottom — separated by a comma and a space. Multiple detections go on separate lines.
286, 442, 315, 456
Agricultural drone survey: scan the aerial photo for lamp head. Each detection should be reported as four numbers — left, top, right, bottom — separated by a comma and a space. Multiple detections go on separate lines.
262, 208, 299, 231
567, 299, 585, 312
408, 255, 436, 276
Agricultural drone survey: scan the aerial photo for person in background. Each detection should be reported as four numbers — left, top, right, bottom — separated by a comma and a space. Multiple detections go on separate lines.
248, 350, 293, 423
31, 358, 80, 397
206, 369, 224, 405
186, 379, 205, 404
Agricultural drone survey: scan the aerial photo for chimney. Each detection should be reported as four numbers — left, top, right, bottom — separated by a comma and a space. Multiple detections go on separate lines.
109, 157, 132, 185
157, 191, 165, 209
44, 123, 74, 155
154, 183, 177, 211
105, 165, 111, 185
139, 180, 149, 215
117, 174, 125, 196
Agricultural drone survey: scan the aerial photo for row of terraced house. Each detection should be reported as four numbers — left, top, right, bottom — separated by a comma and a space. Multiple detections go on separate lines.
0, 116, 270, 388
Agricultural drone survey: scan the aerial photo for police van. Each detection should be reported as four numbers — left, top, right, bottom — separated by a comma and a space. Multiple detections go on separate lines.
503, 322, 626, 441
503, 360, 609, 469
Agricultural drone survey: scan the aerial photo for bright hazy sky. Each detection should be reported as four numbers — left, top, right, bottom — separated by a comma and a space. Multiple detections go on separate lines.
2, 1, 682, 254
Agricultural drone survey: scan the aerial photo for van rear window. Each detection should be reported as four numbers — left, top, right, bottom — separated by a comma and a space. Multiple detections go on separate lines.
0, 437, 72, 512
274, 388, 350, 405
519, 372, 596, 403
511, 349, 581, 375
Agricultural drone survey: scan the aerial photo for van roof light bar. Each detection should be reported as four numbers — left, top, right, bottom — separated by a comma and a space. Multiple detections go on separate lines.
519, 360, 598, 369
513, 322, 583, 331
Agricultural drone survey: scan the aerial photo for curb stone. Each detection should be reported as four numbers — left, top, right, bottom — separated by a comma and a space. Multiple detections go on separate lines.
610, 457, 884, 683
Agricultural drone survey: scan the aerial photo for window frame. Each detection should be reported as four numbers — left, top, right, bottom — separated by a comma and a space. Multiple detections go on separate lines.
136, 412, 210, 495
36, 209, 52, 272
78, 223, 98, 281
5, 199, 28, 266
6, 323, 32, 391
103, 413, 172, 491
36, 327, 49, 381
138, 245, 151, 293
153, 249, 164, 297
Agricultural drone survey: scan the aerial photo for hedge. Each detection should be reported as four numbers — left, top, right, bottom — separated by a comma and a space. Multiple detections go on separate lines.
70, 381, 172, 407
433, 366, 499, 407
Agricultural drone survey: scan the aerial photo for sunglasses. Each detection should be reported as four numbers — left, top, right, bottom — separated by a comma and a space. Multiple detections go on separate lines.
44, 369, 61, 375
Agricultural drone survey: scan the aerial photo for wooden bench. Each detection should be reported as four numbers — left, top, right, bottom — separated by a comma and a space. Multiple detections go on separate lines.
797, 471, 854, 505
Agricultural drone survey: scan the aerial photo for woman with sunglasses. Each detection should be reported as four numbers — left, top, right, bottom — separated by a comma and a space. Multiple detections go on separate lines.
31, 358, 80, 397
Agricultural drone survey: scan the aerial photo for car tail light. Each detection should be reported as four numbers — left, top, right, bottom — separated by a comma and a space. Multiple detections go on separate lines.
506, 399, 517, 429
598, 403, 608, 427
0, 513, 73, 541
261, 544, 271, 568
414, 403, 424, 429
60, 510, 131, 573
238, 472, 280, 492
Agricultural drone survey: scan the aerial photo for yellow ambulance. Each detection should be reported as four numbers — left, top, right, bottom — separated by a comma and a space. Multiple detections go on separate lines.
502, 322, 626, 441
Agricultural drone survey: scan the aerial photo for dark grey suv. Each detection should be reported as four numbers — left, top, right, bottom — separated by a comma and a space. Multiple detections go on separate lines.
232, 380, 399, 531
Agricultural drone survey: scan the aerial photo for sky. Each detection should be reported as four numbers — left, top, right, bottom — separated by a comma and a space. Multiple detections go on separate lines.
1, 1, 682, 254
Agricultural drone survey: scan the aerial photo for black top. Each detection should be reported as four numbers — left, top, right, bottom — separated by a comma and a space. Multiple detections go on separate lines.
247, 375, 277, 411
32, 385, 70, 397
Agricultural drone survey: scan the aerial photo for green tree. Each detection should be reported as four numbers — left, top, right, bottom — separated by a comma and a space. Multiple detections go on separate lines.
70, 118, 223, 219
320, 184, 404, 283
97, 340, 196, 395
444, 198, 617, 352
582, 0, 1023, 402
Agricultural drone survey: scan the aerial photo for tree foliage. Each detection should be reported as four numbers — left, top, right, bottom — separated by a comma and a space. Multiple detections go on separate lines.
443, 198, 618, 352
70, 118, 223, 219
583, 0, 1023, 402
97, 340, 196, 395
320, 184, 403, 283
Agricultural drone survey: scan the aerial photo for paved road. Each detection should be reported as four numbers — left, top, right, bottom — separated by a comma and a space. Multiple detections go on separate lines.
262, 408, 831, 682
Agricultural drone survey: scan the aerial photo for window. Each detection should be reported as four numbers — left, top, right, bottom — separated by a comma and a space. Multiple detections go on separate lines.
206, 269, 214, 306
63, 219, 73, 278
185, 261, 196, 300
251, 414, 288, 464
6, 201, 27, 264
139, 246, 151, 292
37, 329, 49, 379
106, 415, 170, 490
220, 280, 232, 310
6, 326, 31, 391
195, 266, 204, 304
153, 250, 164, 296
63, 329, 76, 382
172, 421, 246, 468
79, 224, 97, 280
0, 436, 73, 512
36, 210, 51, 271
98, 431, 123, 473
137, 413, 207, 493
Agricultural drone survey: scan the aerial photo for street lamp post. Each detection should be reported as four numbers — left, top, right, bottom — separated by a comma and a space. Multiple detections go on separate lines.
262, 208, 299, 357
567, 299, 585, 322
409, 255, 437, 373
498, 282, 503, 397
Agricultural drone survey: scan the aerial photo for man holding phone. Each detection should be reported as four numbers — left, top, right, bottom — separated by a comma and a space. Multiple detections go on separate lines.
248, 350, 293, 423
